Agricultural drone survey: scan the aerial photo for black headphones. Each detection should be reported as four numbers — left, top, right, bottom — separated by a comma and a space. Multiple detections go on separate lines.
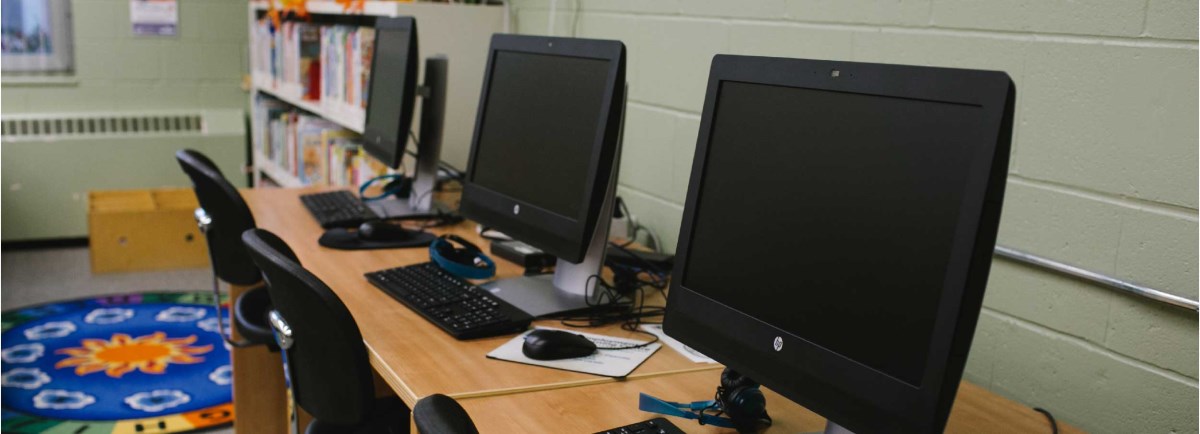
429, 235, 496, 279
717, 368, 772, 433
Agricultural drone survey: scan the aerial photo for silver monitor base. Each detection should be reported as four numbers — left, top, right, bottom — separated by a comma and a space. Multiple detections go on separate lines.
805, 421, 853, 434
480, 274, 604, 318
366, 196, 449, 220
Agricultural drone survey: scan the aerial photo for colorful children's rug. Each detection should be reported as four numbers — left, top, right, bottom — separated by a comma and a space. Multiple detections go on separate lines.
1, 292, 234, 434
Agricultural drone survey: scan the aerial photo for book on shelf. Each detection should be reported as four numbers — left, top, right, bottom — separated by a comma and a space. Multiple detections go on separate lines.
251, 18, 374, 110
253, 94, 388, 188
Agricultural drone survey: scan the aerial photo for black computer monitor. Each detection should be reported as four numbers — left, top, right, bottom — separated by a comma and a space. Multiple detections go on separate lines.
460, 34, 625, 317
362, 17, 418, 169
663, 55, 1014, 433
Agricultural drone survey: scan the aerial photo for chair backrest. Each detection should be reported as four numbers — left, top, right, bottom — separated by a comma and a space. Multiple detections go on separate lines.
414, 394, 480, 434
241, 229, 375, 427
176, 149, 260, 285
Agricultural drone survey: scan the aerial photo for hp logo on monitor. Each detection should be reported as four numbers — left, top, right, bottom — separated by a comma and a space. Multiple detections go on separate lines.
773, 336, 783, 352
513, 204, 521, 215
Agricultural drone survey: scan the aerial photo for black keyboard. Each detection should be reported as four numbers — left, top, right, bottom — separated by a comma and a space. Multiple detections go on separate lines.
595, 418, 684, 434
365, 262, 532, 340
300, 190, 380, 229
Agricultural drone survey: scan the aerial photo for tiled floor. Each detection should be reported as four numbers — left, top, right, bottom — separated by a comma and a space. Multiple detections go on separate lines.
2, 246, 236, 434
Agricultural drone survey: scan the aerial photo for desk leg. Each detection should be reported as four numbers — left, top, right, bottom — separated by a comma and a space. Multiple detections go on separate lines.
229, 283, 289, 434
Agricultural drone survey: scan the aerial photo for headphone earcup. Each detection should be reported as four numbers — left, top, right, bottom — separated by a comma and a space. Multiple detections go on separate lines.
724, 386, 766, 422
719, 368, 770, 432
721, 368, 757, 391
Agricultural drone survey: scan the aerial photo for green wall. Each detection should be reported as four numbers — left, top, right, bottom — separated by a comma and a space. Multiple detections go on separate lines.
509, 1, 1199, 432
2, 0, 248, 113
1, 0, 250, 241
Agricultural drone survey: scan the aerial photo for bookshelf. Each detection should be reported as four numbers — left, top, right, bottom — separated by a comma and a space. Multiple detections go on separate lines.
246, 0, 507, 188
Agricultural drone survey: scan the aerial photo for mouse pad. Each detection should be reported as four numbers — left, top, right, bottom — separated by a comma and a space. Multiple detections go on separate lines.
318, 228, 436, 250
486, 327, 661, 378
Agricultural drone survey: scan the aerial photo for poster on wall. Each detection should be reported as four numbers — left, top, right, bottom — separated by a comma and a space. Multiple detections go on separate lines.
130, 0, 177, 36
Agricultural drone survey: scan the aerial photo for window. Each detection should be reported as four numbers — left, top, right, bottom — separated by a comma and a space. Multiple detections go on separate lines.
1, 0, 72, 73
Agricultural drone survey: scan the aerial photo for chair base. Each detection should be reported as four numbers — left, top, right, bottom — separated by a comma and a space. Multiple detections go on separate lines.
304, 395, 411, 434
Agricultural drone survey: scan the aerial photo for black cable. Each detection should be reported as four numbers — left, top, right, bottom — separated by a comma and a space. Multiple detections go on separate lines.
539, 256, 670, 351
1032, 407, 1058, 434
406, 130, 465, 179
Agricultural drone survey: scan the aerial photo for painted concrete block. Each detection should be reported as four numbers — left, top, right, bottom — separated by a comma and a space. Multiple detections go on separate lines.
728, 22, 853, 60
1, 88, 30, 113
1115, 208, 1199, 299
681, 0, 788, 20
73, 43, 119, 80
1144, 0, 1199, 40
785, 0, 931, 26
72, 0, 121, 41
1017, 42, 1199, 208
520, 0, 685, 16
1105, 294, 1199, 379
161, 43, 204, 80
985, 311, 1199, 433
515, 9, 577, 37
852, 30, 1024, 78
619, 104, 678, 201
200, 2, 251, 42
200, 43, 245, 80
198, 81, 248, 110
996, 181, 1123, 276
982, 260, 1112, 343
635, 17, 728, 112
113, 83, 199, 110
931, 0, 1145, 37
111, 40, 162, 81
616, 187, 685, 253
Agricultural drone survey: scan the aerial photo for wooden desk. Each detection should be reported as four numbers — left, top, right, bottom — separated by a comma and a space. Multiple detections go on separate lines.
452, 369, 1082, 433
240, 188, 716, 411
237, 187, 1074, 434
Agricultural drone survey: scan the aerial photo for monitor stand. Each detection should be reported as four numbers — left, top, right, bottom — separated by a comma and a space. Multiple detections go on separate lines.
480, 160, 619, 317
823, 421, 854, 434
366, 55, 449, 219
480, 92, 626, 318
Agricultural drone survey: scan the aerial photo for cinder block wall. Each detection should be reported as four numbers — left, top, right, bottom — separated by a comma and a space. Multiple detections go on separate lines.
1, 0, 247, 113
508, 1, 1199, 432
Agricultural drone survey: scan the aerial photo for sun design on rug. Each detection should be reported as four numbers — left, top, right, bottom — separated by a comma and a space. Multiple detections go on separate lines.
53, 332, 213, 378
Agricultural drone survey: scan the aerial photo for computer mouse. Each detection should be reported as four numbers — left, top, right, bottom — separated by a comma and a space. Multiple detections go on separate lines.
357, 221, 415, 242
522, 329, 597, 360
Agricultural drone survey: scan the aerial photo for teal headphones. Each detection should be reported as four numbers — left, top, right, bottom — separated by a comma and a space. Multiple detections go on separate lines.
429, 235, 496, 280
359, 174, 410, 202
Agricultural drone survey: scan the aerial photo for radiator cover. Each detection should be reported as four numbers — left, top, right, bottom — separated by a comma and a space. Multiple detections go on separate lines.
1, 109, 246, 242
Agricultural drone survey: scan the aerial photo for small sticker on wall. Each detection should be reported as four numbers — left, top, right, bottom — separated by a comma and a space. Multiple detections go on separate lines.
130, 0, 178, 36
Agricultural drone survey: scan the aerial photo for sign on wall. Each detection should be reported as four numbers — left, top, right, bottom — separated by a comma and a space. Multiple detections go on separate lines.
130, 0, 177, 36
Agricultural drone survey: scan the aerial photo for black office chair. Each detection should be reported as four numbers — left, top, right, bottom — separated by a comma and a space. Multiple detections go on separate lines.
413, 394, 479, 434
175, 149, 274, 347
242, 228, 409, 434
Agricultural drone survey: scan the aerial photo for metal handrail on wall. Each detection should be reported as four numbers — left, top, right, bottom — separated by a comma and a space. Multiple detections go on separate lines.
994, 246, 1199, 312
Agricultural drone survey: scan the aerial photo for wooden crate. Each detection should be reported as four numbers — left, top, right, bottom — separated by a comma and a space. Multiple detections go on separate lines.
89, 188, 209, 273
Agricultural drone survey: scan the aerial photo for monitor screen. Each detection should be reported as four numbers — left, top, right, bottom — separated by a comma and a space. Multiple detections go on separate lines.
681, 80, 982, 386
469, 50, 611, 220
363, 22, 415, 168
